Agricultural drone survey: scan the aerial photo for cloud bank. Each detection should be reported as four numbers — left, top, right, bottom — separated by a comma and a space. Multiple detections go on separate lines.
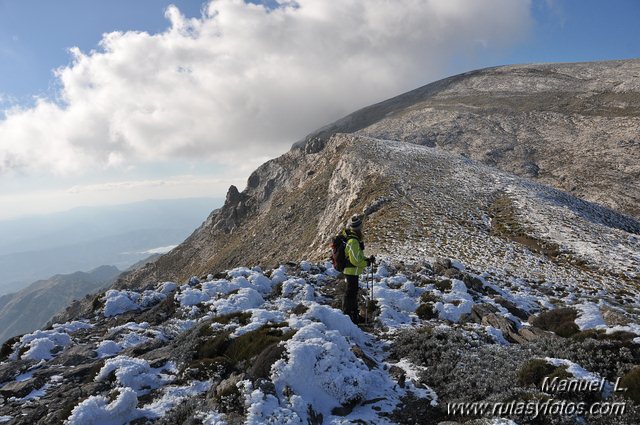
0, 0, 532, 174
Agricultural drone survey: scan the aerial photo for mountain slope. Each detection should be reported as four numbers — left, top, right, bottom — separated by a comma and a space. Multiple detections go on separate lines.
302, 59, 640, 219
0, 266, 121, 344
53, 132, 639, 327
49, 60, 639, 327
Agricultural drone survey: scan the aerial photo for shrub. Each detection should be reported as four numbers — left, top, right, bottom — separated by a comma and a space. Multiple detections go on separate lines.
225, 326, 294, 363
188, 357, 232, 380
212, 311, 252, 326
197, 332, 231, 359
92, 294, 105, 311
531, 307, 579, 337
0, 335, 20, 360
518, 359, 558, 387
434, 280, 452, 292
620, 367, 640, 404
416, 303, 437, 320
420, 292, 438, 303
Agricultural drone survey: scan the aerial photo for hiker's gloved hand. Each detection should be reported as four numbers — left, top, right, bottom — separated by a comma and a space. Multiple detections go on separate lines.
366, 255, 376, 266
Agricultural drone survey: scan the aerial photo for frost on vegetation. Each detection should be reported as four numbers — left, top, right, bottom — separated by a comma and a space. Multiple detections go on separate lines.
102, 289, 166, 317
11, 321, 90, 361
271, 321, 380, 421
142, 380, 211, 418
66, 387, 143, 425
157, 281, 178, 295
176, 287, 211, 307
434, 279, 474, 323
374, 284, 418, 328
95, 322, 165, 358
241, 381, 302, 425
53, 321, 94, 333
96, 340, 122, 358
198, 411, 228, 425
544, 357, 608, 389
281, 278, 318, 302
209, 288, 264, 316
232, 309, 286, 337
162, 318, 197, 336
67, 377, 209, 424
485, 326, 509, 345
270, 265, 289, 285
95, 356, 174, 393
174, 269, 275, 309
301, 303, 366, 344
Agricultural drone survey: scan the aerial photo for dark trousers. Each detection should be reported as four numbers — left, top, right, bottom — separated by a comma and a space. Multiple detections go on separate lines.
342, 274, 359, 323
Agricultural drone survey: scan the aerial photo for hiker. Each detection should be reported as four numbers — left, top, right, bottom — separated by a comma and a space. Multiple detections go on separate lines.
341, 215, 375, 323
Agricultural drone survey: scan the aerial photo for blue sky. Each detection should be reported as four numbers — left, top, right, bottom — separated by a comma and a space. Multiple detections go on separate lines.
0, 0, 638, 220
506, 0, 640, 64
0, 0, 203, 107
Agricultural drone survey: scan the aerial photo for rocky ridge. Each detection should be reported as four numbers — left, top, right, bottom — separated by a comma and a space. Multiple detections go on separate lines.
305, 59, 640, 220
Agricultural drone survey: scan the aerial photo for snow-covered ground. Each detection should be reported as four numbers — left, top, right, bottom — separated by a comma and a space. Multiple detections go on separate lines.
1, 257, 638, 424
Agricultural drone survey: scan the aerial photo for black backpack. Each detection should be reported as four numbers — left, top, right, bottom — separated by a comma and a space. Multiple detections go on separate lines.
331, 233, 348, 272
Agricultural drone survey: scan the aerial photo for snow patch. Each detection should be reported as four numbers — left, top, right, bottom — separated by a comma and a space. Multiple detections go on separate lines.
67, 387, 143, 425
574, 302, 606, 330
209, 288, 264, 316
95, 356, 174, 394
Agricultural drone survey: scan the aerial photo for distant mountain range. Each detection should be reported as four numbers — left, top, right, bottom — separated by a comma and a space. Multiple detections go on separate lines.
0, 265, 121, 344
0, 198, 221, 295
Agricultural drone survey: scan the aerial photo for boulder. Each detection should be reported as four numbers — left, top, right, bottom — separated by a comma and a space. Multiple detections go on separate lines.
481, 313, 527, 344
462, 274, 485, 293
0, 375, 46, 399
494, 296, 529, 320
216, 372, 245, 397
603, 309, 630, 326
433, 258, 452, 275
465, 303, 499, 323
517, 326, 552, 342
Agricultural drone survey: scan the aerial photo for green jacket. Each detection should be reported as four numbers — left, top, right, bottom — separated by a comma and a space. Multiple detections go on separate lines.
343, 229, 367, 276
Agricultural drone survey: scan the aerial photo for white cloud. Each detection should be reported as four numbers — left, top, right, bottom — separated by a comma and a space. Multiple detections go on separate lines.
0, 0, 532, 175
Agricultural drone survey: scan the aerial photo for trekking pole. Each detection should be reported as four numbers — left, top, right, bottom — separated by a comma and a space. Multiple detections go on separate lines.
370, 261, 374, 306
365, 256, 375, 318
364, 265, 370, 324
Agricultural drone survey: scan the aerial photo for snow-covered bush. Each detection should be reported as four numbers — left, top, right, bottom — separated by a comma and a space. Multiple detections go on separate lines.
95, 356, 174, 393
209, 288, 264, 316
271, 322, 374, 421
67, 387, 142, 425
11, 321, 91, 361
103, 290, 142, 317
